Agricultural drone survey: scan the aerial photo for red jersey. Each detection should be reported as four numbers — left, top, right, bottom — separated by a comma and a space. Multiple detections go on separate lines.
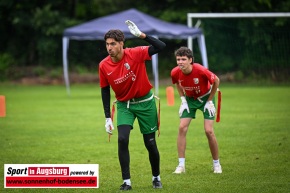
171, 63, 216, 99
99, 46, 152, 101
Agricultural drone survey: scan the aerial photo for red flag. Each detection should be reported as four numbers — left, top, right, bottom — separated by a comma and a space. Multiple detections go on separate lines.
216, 90, 222, 122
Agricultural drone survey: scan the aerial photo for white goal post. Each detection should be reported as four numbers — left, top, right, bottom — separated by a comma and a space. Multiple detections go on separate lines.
187, 12, 290, 69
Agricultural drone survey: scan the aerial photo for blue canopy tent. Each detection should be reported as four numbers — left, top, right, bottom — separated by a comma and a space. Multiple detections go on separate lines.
63, 8, 208, 95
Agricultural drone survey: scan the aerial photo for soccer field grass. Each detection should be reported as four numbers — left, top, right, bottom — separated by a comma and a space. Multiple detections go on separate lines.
0, 83, 290, 193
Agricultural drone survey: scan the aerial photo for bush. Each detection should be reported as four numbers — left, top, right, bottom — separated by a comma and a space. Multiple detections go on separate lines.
0, 53, 15, 81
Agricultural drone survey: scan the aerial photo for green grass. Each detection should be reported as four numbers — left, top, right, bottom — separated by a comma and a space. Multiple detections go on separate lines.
0, 83, 290, 193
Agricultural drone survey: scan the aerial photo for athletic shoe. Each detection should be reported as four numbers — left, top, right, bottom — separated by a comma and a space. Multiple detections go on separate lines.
152, 177, 162, 189
119, 182, 132, 191
213, 165, 222, 174
173, 165, 185, 174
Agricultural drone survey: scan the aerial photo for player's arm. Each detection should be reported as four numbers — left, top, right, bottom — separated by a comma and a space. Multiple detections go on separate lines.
204, 74, 219, 117
175, 83, 185, 97
145, 36, 166, 56
101, 86, 115, 134
125, 20, 166, 56
101, 86, 111, 118
207, 75, 220, 102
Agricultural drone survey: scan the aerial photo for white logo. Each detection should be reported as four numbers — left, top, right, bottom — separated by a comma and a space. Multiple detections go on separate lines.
124, 63, 130, 70
193, 78, 199, 84
107, 72, 113, 75
150, 126, 156, 130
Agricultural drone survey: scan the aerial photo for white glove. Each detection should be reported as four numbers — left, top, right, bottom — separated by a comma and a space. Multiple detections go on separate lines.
105, 118, 114, 134
204, 101, 216, 117
179, 96, 190, 117
125, 20, 142, 37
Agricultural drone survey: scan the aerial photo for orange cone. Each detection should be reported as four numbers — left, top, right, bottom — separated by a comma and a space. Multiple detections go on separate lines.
166, 86, 174, 106
0, 95, 6, 117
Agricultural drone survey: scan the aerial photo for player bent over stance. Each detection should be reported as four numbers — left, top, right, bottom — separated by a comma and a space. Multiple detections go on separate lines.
171, 47, 222, 174
99, 20, 166, 190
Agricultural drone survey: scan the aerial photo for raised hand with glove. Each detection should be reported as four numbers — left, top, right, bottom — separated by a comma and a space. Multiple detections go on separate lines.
125, 20, 143, 38
179, 96, 190, 117
105, 118, 114, 135
204, 101, 216, 117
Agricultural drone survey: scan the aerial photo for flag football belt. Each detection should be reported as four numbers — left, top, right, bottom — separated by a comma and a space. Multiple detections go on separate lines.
127, 94, 154, 108
216, 88, 222, 123
197, 85, 212, 103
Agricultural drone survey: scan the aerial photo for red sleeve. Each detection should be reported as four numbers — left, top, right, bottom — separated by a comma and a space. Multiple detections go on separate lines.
129, 46, 151, 62
99, 60, 109, 88
203, 68, 216, 84
194, 63, 216, 84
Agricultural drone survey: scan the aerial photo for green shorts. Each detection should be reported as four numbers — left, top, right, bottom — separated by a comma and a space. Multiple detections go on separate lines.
180, 94, 216, 120
116, 90, 158, 134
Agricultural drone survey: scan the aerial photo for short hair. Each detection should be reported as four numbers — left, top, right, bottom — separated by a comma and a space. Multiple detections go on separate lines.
174, 46, 194, 64
104, 29, 125, 42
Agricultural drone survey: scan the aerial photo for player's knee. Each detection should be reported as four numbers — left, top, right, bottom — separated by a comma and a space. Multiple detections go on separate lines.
204, 129, 214, 137
178, 125, 188, 134
118, 135, 129, 146
145, 137, 156, 150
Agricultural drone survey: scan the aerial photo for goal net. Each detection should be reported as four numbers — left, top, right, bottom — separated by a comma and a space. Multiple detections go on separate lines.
187, 13, 290, 82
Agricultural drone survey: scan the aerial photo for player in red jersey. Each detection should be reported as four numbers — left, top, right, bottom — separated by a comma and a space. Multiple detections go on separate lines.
171, 47, 222, 174
99, 20, 166, 191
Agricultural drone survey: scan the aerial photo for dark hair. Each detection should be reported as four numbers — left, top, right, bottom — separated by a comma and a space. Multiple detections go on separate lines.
174, 46, 194, 64
104, 29, 125, 42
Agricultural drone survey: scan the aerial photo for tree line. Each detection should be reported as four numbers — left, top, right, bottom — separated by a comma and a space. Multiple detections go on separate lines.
0, 0, 289, 81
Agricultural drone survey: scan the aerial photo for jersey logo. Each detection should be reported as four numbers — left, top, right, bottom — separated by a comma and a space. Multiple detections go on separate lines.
124, 63, 130, 70
107, 72, 113, 75
193, 78, 199, 84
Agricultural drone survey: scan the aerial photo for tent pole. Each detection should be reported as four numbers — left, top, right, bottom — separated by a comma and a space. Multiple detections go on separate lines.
197, 34, 208, 69
187, 37, 193, 52
152, 54, 159, 96
62, 37, 71, 96
152, 36, 159, 96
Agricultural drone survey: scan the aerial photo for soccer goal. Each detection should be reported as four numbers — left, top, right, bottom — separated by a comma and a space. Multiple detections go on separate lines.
187, 12, 290, 81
